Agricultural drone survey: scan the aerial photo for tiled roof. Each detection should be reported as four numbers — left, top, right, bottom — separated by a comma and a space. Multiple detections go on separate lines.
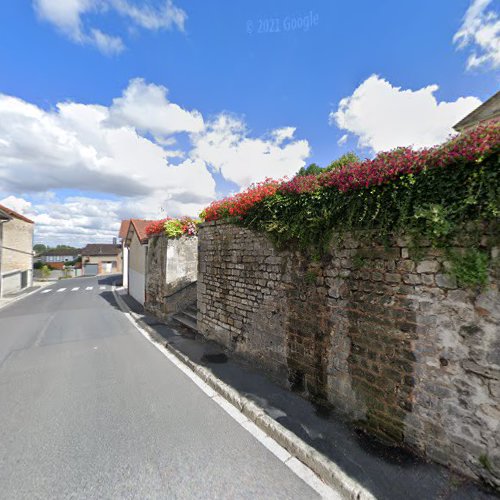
40, 248, 81, 257
0, 204, 34, 224
119, 220, 130, 239
81, 244, 121, 256
128, 219, 154, 244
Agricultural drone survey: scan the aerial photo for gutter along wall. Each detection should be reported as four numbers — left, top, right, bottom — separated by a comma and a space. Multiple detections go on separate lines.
197, 220, 500, 488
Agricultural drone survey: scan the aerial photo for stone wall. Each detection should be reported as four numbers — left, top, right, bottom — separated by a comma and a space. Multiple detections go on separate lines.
198, 220, 500, 488
145, 235, 198, 318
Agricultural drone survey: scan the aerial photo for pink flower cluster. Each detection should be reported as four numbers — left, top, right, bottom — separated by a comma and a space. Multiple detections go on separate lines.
201, 121, 499, 220
281, 121, 499, 194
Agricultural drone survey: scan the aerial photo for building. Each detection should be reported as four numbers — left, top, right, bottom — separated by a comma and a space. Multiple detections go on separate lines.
120, 219, 153, 305
0, 203, 35, 297
37, 248, 81, 264
81, 244, 122, 276
453, 91, 500, 132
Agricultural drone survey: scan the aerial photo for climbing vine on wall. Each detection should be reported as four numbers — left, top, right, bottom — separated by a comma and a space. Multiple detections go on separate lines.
201, 122, 500, 286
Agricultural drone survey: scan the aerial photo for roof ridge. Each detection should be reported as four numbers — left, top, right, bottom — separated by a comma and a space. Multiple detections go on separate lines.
0, 203, 34, 224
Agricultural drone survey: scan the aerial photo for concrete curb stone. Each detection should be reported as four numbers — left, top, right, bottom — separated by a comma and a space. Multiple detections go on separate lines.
113, 286, 375, 500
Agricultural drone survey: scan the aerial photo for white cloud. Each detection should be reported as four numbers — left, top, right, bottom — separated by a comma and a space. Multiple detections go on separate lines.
0, 195, 34, 215
0, 86, 216, 242
337, 134, 348, 146
191, 115, 310, 187
330, 75, 481, 153
0, 79, 310, 245
454, 0, 500, 70
110, 0, 186, 31
108, 78, 204, 137
89, 28, 125, 55
33, 0, 186, 55
33, 0, 92, 39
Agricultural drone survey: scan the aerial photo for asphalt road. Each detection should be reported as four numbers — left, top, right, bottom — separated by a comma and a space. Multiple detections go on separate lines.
0, 275, 319, 499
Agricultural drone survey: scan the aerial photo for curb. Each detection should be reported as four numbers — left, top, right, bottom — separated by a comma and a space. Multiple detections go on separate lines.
0, 281, 52, 311
113, 286, 375, 500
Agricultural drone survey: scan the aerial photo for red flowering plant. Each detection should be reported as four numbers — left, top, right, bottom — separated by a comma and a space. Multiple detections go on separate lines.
145, 216, 200, 238
200, 178, 283, 222
199, 122, 499, 275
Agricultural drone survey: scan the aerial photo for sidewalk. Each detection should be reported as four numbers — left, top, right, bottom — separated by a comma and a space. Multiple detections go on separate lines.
0, 281, 50, 310
117, 289, 497, 500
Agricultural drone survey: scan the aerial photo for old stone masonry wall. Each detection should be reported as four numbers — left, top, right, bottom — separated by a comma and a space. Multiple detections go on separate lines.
197, 220, 500, 488
145, 235, 198, 318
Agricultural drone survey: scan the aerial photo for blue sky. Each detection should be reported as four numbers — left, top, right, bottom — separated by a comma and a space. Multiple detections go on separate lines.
0, 0, 498, 245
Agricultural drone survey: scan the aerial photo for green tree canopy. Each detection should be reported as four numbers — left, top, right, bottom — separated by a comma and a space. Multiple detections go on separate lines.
324, 152, 360, 172
296, 163, 323, 177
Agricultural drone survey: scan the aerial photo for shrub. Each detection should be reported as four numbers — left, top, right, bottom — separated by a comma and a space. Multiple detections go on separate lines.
145, 217, 200, 238
41, 265, 51, 279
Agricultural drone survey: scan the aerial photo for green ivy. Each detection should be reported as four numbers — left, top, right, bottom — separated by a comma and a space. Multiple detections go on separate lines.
240, 153, 499, 287
448, 249, 489, 288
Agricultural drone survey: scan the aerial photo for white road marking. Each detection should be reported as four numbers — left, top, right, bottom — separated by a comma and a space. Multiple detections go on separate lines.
71, 287, 79, 291
113, 286, 341, 499
56, 288, 66, 292
100, 286, 106, 290
41, 289, 52, 294
34, 313, 56, 347
85, 286, 93, 291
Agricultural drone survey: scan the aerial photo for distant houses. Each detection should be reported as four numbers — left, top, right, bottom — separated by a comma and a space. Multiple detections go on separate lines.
0, 203, 34, 297
81, 243, 122, 276
36, 248, 81, 267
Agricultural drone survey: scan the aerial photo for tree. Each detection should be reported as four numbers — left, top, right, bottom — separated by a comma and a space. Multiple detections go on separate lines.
33, 244, 48, 254
325, 152, 360, 172
297, 163, 323, 177
54, 245, 79, 251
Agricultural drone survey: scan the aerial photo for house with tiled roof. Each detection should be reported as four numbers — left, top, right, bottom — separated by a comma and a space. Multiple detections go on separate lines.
37, 248, 81, 265
0, 203, 35, 297
81, 243, 122, 276
119, 219, 153, 305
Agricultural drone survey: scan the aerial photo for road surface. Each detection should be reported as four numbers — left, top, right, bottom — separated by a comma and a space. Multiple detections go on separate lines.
0, 275, 321, 499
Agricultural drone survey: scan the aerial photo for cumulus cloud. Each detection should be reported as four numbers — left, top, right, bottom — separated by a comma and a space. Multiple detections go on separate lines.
33, 0, 186, 55
0, 84, 216, 245
330, 75, 481, 153
0, 93, 214, 200
191, 115, 310, 187
0, 79, 310, 245
108, 78, 204, 137
454, 0, 500, 70
0, 195, 34, 215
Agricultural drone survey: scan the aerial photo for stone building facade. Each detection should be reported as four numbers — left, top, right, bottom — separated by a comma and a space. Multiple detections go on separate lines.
145, 235, 198, 319
197, 220, 500, 488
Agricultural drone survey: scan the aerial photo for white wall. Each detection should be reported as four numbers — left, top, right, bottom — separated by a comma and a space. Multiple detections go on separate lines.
129, 268, 145, 305
1, 269, 32, 295
122, 245, 129, 288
